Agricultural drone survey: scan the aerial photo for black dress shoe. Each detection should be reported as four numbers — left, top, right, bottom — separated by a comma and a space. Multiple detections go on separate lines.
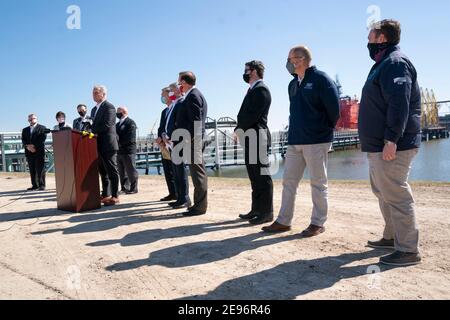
182, 209, 206, 217
161, 195, 178, 202
239, 212, 259, 220
249, 214, 274, 225
380, 251, 422, 266
38, 187, 46, 191
368, 238, 395, 250
171, 202, 192, 209
125, 190, 138, 195
27, 187, 38, 191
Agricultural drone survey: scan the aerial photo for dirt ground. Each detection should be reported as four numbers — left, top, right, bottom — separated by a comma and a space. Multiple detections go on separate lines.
0, 172, 449, 300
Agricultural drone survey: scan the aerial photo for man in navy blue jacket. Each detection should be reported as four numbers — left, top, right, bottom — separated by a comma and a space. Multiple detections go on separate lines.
263, 45, 340, 237
359, 20, 422, 266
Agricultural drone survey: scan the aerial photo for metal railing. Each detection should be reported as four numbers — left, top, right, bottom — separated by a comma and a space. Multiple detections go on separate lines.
1, 130, 362, 173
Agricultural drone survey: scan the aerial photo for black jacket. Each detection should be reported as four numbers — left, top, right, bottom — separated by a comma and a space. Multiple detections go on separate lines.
21, 124, 48, 157
174, 88, 208, 139
91, 101, 119, 153
157, 108, 169, 139
359, 45, 422, 152
166, 100, 183, 139
235, 81, 272, 164
116, 117, 137, 155
287, 66, 340, 145
73, 116, 93, 132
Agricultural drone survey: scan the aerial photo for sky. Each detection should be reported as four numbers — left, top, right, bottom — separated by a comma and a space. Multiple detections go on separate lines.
1, 0, 449, 135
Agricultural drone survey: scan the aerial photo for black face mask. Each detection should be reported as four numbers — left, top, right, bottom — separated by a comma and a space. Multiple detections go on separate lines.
78, 111, 87, 117
367, 42, 391, 61
243, 73, 251, 84
116, 113, 123, 120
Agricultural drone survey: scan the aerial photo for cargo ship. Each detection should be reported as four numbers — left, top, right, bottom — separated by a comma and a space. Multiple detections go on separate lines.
335, 76, 360, 131
336, 96, 359, 130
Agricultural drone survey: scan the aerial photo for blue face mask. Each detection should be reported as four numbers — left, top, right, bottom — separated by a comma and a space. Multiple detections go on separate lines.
161, 96, 168, 104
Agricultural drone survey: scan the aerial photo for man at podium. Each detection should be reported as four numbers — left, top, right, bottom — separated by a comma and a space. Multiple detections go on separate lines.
91, 85, 120, 206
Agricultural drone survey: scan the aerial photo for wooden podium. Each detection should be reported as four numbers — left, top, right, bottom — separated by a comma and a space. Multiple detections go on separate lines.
52, 130, 101, 213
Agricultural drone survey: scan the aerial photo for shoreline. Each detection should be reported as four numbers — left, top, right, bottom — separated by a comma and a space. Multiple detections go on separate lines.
1, 172, 449, 187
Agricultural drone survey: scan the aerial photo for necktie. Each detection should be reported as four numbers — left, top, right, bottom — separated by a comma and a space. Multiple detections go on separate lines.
92, 106, 98, 120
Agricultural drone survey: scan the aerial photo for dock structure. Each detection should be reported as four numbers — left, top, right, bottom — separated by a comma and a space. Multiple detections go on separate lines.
439, 114, 450, 131
2, 110, 449, 173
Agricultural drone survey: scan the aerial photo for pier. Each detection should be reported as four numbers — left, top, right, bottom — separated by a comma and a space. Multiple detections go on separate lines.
1, 114, 448, 173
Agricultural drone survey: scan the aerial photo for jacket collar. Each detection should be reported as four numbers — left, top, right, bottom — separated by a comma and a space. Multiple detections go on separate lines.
376, 45, 400, 64
296, 66, 317, 84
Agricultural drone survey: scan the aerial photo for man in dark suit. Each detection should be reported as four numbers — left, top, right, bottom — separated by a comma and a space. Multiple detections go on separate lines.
91, 85, 120, 206
73, 104, 93, 132
163, 83, 190, 210
235, 60, 274, 225
174, 71, 208, 217
116, 106, 139, 194
21, 114, 48, 191
156, 87, 177, 202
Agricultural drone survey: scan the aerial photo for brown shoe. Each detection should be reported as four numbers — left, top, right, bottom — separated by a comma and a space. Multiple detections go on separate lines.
262, 222, 291, 233
101, 196, 112, 204
300, 225, 325, 238
103, 197, 120, 206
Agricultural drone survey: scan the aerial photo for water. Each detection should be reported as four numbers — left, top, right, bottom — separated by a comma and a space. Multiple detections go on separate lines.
139, 138, 450, 182
208, 138, 450, 182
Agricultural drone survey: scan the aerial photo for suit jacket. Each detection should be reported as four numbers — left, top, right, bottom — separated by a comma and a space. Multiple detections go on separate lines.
22, 124, 48, 157
73, 116, 93, 132
235, 81, 272, 164
53, 124, 72, 131
157, 108, 169, 139
91, 100, 119, 153
116, 117, 137, 155
165, 100, 184, 139
174, 88, 208, 140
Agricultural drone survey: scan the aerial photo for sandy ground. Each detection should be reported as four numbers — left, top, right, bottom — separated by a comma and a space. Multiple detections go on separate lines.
0, 172, 449, 300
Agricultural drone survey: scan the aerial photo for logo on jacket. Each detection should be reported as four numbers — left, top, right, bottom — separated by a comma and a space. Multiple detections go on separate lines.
304, 83, 314, 90
393, 77, 410, 85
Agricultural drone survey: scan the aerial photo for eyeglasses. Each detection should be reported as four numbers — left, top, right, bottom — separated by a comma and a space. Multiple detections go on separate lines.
287, 56, 304, 63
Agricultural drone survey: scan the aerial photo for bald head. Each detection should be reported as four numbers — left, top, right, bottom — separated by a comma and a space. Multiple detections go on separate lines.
117, 106, 129, 116
288, 45, 313, 78
289, 45, 312, 63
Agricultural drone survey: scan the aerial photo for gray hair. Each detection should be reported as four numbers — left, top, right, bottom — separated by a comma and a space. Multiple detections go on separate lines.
93, 85, 108, 95
290, 45, 313, 63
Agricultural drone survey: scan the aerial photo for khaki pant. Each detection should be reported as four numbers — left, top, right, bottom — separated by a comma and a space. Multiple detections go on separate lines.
368, 149, 420, 253
277, 143, 331, 227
